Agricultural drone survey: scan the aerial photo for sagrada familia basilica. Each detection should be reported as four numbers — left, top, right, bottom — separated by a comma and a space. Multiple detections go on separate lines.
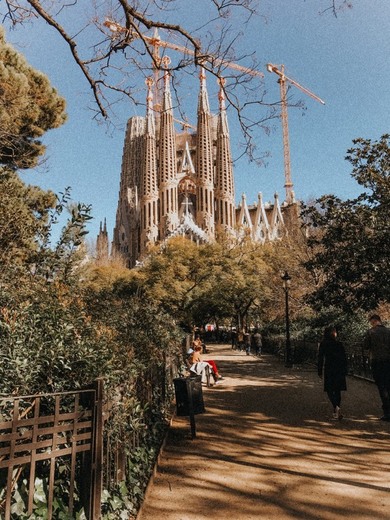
97, 67, 299, 268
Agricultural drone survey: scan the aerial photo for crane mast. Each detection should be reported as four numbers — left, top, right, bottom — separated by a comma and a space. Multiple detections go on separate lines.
267, 63, 325, 204
278, 66, 293, 202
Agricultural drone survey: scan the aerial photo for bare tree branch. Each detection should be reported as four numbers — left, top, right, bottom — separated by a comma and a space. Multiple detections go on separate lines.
318, 0, 353, 17
1, 0, 348, 161
26, 0, 108, 116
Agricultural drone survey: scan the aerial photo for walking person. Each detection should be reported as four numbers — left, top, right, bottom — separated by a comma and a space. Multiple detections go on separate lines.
244, 330, 251, 355
252, 329, 262, 356
237, 330, 244, 352
364, 314, 390, 421
318, 326, 348, 420
231, 328, 237, 350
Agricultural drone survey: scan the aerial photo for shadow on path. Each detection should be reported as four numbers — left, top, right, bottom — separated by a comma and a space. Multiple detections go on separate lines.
137, 344, 390, 520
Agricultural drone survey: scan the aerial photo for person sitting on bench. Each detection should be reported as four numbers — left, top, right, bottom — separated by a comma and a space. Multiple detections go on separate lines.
190, 344, 223, 381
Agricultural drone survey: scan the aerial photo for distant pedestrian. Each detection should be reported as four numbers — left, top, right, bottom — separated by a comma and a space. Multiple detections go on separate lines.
364, 314, 390, 421
252, 329, 262, 356
237, 330, 244, 352
318, 326, 348, 420
231, 328, 237, 350
244, 330, 251, 355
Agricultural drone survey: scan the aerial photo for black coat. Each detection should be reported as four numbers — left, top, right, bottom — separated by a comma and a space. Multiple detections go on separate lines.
318, 338, 347, 392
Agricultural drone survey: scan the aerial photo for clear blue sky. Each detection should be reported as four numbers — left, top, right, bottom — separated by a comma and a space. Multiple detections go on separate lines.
6, 1, 390, 246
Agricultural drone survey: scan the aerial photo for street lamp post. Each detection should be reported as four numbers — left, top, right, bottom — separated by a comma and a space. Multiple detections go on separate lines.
281, 271, 292, 367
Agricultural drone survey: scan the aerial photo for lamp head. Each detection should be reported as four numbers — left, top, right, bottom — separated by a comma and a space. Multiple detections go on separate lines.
281, 271, 291, 288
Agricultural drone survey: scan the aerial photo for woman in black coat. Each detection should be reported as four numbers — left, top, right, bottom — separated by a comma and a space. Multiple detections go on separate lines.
318, 326, 348, 420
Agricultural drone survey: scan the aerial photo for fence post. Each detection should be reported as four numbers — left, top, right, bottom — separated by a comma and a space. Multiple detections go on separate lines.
90, 378, 104, 520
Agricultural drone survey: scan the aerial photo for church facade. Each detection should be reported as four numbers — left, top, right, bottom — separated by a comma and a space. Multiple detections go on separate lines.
106, 69, 299, 268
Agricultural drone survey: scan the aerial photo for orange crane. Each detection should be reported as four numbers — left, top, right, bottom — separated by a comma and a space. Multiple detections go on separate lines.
104, 19, 263, 117
266, 63, 325, 204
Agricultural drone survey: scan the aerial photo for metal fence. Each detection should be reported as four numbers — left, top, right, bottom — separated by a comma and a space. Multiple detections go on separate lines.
264, 336, 373, 380
0, 380, 103, 520
344, 342, 372, 380
0, 347, 182, 519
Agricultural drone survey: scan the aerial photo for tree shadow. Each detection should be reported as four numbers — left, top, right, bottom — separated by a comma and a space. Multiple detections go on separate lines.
143, 346, 390, 520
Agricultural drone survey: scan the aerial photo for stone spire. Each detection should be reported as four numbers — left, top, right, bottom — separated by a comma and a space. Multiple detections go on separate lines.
270, 193, 285, 239
253, 192, 270, 243
158, 57, 179, 237
195, 68, 215, 237
238, 193, 253, 232
140, 77, 159, 254
113, 115, 145, 268
96, 218, 109, 262
215, 77, 235, 234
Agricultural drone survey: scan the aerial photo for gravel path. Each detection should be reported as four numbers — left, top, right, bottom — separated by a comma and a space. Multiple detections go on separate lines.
137, 344, 390, 520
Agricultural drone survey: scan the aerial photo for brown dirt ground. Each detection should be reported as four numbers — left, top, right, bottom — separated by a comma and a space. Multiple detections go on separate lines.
136, 343, 390, 520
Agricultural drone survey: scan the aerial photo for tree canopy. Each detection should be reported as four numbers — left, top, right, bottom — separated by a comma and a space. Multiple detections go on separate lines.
0, 28, 70, 279
0, 27, 66, 169
102, 233, 309, 332
0, 168, 56, 268
303, 134, 390, 312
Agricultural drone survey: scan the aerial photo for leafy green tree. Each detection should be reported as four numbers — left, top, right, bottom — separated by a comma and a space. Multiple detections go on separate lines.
200, 236, 272, 330
126, 235, 287, 331
0, 168, 56, 268
0, 27, 66, 169
0, 29, 73, 283
303, 134, 390, 312
130, 237, 216, 328
0, 284, 111, 395
33, 196, 93, 284
0, 176, 92, 291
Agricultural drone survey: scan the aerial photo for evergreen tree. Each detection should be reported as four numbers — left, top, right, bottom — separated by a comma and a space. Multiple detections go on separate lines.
0, 28, 68, 272
0, 27, 66, 169
0, 168, 56, 268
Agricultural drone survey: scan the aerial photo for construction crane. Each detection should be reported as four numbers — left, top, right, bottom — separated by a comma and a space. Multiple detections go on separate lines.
266, 63, 325, 204
104, 19, 263, 115
104, 19, 263, 78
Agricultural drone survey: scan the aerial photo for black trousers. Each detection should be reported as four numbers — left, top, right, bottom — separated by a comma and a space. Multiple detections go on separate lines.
327, 389, 341, 409
372, 360, 390, 416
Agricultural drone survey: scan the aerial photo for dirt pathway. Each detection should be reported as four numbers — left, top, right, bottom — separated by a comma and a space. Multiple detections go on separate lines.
137, 344, 390, 520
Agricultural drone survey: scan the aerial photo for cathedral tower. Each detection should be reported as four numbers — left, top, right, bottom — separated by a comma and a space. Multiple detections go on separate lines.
113, 116, 144, 266
215, 78, 235, 235
195, 68, 215, 237
140, 77, 159, 255
96, 219, 109, 261
158, 59, 179, 238
111, 68, 297, 267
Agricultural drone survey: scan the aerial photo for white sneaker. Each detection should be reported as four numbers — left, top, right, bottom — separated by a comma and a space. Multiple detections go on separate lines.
333, 406, 343, 420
